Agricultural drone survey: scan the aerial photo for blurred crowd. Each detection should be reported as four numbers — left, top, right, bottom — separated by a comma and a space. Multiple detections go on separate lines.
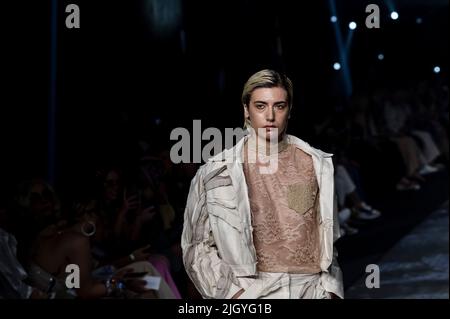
0, 78, 448, 299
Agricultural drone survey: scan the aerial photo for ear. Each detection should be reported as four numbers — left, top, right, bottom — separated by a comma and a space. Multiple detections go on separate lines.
243, 104, 250, 119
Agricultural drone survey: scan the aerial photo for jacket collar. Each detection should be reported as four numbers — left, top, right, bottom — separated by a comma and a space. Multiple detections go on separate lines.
207, 133, 335, 272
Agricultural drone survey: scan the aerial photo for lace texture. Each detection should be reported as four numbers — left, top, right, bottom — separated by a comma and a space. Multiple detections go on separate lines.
243, 142, 321, 274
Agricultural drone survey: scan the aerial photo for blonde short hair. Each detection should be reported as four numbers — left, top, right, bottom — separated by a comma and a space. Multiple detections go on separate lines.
241, 69, 293, 128
242, 69, 293, 108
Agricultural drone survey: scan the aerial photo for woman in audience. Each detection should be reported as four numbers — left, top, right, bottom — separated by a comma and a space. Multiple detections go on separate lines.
27, 192, 175, 298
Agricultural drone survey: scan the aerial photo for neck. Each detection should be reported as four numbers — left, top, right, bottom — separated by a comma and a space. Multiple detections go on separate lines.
246, 128, 288, 156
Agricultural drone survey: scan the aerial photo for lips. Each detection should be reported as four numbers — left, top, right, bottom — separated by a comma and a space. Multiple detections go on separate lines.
264, 126, 277, 131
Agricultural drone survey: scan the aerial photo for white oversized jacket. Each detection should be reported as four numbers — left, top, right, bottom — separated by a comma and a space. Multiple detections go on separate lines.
181, 134, 344, 299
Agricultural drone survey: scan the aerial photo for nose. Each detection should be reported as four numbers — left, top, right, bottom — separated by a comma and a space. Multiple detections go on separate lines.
266, 106, 275, 122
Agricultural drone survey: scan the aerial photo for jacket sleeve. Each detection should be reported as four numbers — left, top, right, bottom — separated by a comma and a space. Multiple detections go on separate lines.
181, 167, 242, 299
320, 192, 344, 298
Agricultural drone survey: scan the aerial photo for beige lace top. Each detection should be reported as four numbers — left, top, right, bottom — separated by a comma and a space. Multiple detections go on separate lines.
243, 138, 321, 274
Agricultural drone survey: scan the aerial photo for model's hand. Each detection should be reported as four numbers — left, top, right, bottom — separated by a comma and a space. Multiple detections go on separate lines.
231, 288, 245, 299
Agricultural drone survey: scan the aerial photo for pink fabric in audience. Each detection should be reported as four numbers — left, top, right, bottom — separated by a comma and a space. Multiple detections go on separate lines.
148, 254, 181, 299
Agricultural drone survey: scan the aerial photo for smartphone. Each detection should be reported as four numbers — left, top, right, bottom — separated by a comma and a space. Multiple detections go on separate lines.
142, 275, 161, 290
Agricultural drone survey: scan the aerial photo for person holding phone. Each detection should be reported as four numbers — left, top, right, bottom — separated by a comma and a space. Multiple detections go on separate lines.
182, 70, 344, 299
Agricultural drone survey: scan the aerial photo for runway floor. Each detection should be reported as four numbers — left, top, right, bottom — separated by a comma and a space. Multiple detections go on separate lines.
345, 201, 448, 298
337, 168, 449, 299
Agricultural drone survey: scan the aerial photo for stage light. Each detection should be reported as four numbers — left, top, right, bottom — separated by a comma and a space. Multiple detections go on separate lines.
390, 11, 399, 20
433, 66, 441, 74
349, 22, 357, 30
330, 16, 337, 23
378, 54, 384, 61
333, 62, 341, 70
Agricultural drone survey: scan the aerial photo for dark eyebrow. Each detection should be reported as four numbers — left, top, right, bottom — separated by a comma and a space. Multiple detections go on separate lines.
253, 101, 286, 104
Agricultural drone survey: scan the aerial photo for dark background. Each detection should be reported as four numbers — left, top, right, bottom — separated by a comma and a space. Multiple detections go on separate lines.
2, 0, 448, 190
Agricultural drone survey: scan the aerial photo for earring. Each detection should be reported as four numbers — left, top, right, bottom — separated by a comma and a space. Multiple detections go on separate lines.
81, 221, 96, 237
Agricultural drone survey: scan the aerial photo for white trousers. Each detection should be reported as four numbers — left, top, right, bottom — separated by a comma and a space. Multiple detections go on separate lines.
237, 272, 331, 299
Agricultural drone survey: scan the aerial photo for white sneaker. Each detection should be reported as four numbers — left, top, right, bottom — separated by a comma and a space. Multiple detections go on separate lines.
418, 164, 439, 175
353, 203, 381, 220
354, 210, 381, 220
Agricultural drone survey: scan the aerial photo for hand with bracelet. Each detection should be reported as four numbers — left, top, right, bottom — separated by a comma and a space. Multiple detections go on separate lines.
105, 277, 125, 297
105, 267, 133, 297
105, 267, 151, 296
108, 267, 155, 296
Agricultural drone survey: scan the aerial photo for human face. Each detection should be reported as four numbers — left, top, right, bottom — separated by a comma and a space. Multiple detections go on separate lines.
103, 170, 121, 202
244, 86, 290, 142
29, 182, 55, 217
